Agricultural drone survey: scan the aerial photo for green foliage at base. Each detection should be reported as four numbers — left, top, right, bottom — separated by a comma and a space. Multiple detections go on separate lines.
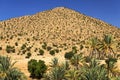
80, 59, 109, 80
0, 56, 26, 80
28, 59, 47, 79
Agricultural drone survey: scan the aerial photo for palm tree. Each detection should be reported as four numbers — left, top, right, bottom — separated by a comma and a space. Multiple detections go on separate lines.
70, 53, 84, 70
65, 69, 80, 80
50, 57, 59, 67
0, 56, 26, 80
80, 58, 108, 80
98, 35, 117, 58
89, 37, 100, 59
44, 58, 69, 80
105, 57, 117, 78
44, 64, 66, 80
61, 61, 70, 70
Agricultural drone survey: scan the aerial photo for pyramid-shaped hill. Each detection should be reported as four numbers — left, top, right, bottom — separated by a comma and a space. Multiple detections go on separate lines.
0, 7, 120, 48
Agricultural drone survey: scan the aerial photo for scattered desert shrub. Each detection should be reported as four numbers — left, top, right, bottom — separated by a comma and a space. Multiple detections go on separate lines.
6, 45, 15, 53
21, 44, 26, 50
28, 59, 47, 79
63, 43, 67, 46
55, 49, 59, 53
17, 38, 20, 41
10, 35, 13, 39
64, 48, 68, 50
34, 48, 38, 52
52, 44, 58, 47
18, 33, 23, 36
27, 38, 30, 41
39, 49, 44, 55
15, 42, 18, 46
22, 50, 26, 54
64, 51, 74, 59
26, 52, 32, 58
0, 47, 2, 50
27, 47, 31, 51
42, 42, 47, 50
49, 50, 55, 55
0, 36, 3, 40
80, 44, 84, 50
46, 46, 52, 51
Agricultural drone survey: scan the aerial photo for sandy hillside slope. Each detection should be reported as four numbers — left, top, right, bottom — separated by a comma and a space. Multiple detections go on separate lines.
0, 7, 120, 79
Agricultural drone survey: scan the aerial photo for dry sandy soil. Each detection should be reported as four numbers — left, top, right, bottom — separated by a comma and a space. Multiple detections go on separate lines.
1, 50, 66, 80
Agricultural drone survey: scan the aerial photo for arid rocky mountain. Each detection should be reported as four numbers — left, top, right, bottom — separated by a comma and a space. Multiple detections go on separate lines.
0, 7, 120, 53
0, 7, 120, 79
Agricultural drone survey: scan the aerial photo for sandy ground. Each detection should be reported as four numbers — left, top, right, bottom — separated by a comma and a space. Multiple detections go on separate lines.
3, 51, 65, 80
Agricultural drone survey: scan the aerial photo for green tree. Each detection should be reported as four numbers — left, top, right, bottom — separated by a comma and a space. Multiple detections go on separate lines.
105, 57, 117, 78
70, 53, 84, 70
89, 37, 100, 59
65, 69, 80, 80
98, 35, 117, 58
44, 64, 66, 80
44, 58, 69, 80
80, 59, 108, 80
28, 59, 47, 79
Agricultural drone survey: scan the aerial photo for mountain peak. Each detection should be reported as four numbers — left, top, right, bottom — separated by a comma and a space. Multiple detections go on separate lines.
0, 7, 120, 47
51, 7, 74, 12
52, 7, 66, 10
